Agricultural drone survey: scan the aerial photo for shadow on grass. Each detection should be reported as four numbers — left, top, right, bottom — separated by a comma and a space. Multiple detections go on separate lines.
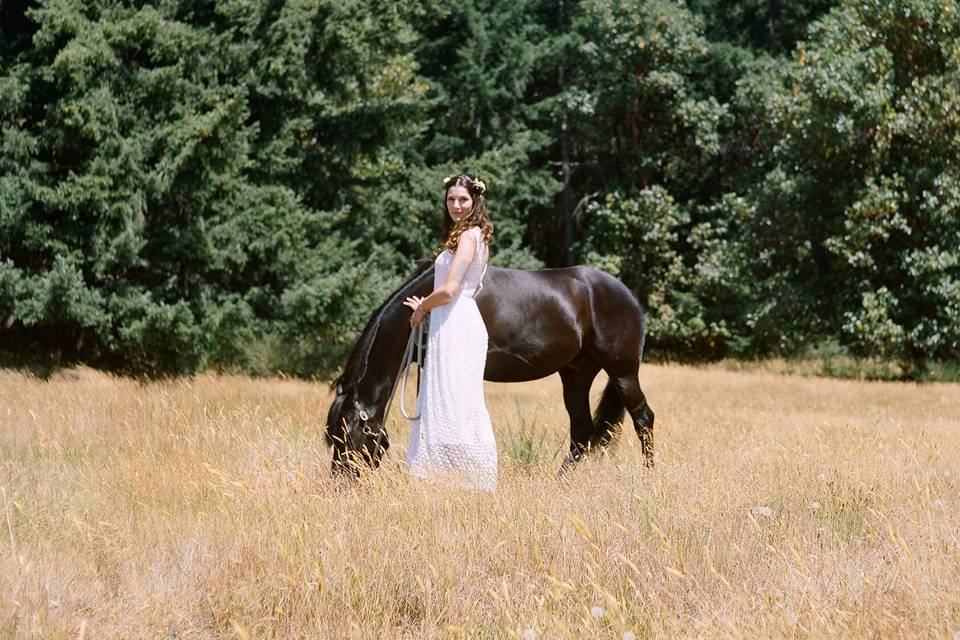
0, 347, 80, 380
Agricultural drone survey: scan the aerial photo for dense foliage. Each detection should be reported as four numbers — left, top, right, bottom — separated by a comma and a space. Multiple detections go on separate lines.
1, 0, 957, 377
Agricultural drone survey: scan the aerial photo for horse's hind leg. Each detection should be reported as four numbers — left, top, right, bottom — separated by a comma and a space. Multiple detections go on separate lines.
611, 372, 655, 467
557, 362, 600, 474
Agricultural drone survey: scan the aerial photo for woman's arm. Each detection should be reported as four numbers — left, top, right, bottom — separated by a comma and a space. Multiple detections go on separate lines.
422, 231, 477, 311
404, 230, 478, 327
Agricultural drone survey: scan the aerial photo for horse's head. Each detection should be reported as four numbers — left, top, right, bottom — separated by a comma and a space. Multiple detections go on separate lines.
326, 380, 389, 477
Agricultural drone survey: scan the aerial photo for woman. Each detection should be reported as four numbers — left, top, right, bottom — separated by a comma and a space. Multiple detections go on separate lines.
401, 173, 496, 491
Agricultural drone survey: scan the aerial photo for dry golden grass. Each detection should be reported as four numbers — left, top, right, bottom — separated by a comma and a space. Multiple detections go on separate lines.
1, 363, 959, 639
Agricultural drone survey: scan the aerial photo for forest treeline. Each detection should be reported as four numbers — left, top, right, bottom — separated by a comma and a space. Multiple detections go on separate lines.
1, 0, 958, 378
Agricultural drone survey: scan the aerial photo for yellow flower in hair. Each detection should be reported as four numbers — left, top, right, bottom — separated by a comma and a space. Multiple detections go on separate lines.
470, 176, 486, 194
442, 174, 455, 185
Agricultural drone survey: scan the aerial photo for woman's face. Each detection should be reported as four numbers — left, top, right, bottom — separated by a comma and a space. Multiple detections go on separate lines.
446, 186, 473, 222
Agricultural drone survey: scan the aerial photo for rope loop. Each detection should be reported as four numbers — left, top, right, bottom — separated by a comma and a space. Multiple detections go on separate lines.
398, 319, 425, 420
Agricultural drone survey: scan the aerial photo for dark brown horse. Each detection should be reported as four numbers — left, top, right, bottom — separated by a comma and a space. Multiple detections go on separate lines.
326, 261, 655, 476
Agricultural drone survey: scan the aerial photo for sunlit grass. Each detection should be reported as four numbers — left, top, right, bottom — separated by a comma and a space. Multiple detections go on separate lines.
1, 364, 959, 638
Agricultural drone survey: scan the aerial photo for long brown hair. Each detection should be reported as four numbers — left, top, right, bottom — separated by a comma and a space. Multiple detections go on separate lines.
437, 174, 493, 255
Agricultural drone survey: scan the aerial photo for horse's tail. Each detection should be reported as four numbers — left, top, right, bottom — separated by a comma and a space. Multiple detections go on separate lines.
590, 378, 626, 449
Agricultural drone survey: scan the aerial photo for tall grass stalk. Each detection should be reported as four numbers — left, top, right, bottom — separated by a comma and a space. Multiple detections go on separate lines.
1, 365, 959, 638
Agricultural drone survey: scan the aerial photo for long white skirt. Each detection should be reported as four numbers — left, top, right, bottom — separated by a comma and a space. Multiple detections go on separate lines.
405, 294, 497, 491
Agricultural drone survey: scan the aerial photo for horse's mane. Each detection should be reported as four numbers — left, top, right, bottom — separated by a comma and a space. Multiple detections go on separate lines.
332, 258, 434, 390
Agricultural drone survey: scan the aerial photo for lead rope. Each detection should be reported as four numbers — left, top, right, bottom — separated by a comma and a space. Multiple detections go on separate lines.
398, 318, 425, 420
381, 316, 427, 427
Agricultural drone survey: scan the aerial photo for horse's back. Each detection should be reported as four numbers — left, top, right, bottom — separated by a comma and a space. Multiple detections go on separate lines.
478, 265, 645, 381
478, 266, 587, 381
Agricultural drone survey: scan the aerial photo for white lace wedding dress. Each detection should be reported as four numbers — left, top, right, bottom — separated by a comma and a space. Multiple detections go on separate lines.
405, 226, 497, 491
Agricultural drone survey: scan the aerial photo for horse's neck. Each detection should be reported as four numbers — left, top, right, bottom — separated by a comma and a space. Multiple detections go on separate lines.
349, 263, 433, 411
355, 306, 409, 411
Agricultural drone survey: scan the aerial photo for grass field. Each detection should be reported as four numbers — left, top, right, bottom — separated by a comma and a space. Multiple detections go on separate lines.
1, 364, 958, 639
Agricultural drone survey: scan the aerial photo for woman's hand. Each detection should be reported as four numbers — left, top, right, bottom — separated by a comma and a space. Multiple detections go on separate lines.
403, 296, 426, 328
410, 305, 426, 329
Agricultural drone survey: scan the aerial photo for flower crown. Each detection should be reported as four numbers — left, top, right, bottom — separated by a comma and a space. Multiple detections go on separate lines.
443, 174, 486, 195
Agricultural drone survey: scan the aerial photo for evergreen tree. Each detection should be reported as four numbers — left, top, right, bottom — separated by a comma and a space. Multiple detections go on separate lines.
410, 0, 563, 268
1, 0, 958, 377
0, 0, 433, 375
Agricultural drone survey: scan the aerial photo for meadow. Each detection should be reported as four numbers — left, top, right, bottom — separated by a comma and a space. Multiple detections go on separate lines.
1, 364, 958, 639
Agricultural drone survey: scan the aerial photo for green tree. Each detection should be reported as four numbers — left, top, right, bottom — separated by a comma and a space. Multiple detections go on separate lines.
739, 0, 960, 367
578, 188, 750, 358
0, 0, 433, 375
573, 0, 726, 196
409, 0, 565, 268
688, 0, 836, 54
572, 0, 746, 356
